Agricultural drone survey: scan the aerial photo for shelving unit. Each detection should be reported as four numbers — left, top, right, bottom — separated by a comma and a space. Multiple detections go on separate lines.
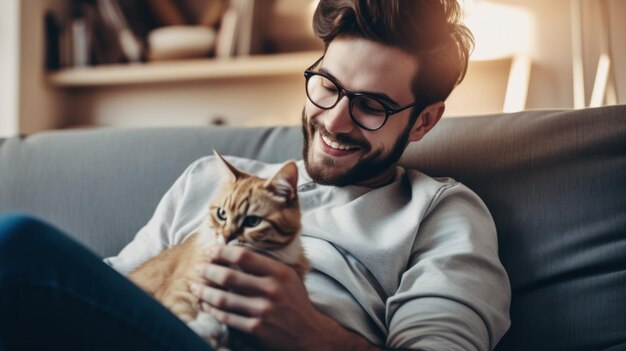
46, 50, 321, 129
12, 0, 321, 133
48, 51, 321, 87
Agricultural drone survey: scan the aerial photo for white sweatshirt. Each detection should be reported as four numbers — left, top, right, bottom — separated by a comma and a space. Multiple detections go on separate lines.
105, 156, 511, 351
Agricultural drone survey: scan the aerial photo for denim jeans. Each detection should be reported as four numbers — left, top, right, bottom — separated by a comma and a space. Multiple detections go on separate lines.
0, 214, 212, 350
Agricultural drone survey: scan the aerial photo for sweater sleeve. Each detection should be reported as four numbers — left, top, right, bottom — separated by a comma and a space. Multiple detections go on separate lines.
385, 182, 511, 351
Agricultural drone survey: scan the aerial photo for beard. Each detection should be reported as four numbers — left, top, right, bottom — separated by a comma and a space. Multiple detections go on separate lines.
301, 109, 413, 187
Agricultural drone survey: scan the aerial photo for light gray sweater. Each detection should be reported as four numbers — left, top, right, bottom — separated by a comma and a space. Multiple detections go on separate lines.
105, 156, 511, 350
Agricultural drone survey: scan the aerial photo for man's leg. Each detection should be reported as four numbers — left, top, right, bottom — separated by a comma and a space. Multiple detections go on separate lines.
0, 214, 212, 350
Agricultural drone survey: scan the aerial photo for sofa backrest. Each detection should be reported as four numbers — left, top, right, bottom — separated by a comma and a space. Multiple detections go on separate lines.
404, 106, 626, 350
0, 126, 303, 257
1, 106, 625, 350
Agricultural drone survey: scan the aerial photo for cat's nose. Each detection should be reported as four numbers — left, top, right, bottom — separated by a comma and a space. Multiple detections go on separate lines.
226, 240, 241, 247
224, 230, 240, 245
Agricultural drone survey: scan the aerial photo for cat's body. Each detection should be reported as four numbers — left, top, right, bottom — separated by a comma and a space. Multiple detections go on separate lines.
129, 152, 308, 349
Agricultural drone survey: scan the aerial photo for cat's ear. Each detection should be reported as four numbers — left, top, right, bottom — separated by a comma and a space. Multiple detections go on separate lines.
213, 150, 244, 182
264, 161, 298, 200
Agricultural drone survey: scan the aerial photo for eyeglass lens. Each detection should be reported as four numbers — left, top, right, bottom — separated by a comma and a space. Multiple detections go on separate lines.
306, 74, 387, 130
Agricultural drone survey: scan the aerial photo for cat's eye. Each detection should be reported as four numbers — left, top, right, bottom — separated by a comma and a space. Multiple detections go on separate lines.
216, 208, 227, 221
243, 215, 262, 228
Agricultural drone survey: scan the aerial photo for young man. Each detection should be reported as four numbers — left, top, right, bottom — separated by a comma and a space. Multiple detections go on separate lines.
107, 1, 510, 350
0, 1, 510, 350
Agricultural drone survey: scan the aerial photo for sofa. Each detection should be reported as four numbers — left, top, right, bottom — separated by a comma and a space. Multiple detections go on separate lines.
0, 106, 624, 350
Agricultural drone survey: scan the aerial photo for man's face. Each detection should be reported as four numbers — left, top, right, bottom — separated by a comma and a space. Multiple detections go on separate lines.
302, 37, 420, 187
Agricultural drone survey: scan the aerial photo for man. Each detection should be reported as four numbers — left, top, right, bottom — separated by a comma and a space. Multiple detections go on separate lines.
0, 0, 510, 350
106, 0, 510, 349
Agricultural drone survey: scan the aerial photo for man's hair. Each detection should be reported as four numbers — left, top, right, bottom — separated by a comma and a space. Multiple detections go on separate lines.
312, 0, 474, 119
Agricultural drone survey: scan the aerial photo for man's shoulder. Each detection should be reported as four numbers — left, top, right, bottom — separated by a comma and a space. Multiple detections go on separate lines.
401, 167, 488, 212
184, 155, 296, 179
402, 168, 460, 193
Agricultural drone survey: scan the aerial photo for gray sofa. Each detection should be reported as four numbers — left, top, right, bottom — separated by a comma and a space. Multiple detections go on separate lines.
1, 106, 625, 350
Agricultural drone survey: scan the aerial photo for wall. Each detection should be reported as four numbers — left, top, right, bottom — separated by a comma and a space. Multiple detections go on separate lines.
0, 0, 19, 137
69, 76, 306, 128
491, 0, 625, 109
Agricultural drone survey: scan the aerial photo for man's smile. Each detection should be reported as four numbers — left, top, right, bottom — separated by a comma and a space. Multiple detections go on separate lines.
321, 134, 360, 151
312, 121, 368, 159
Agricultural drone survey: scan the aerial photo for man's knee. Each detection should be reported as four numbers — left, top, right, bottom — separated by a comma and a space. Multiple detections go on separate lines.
0, 214, 53, 255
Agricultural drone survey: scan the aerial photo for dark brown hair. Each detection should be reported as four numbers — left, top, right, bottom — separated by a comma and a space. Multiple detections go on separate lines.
313, 0, 474, 120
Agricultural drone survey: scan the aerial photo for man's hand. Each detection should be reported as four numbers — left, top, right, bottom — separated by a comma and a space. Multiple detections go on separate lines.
191, 245, 382, 351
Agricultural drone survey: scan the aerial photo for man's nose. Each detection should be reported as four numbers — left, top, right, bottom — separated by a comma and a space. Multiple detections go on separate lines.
322, 96, 356, 134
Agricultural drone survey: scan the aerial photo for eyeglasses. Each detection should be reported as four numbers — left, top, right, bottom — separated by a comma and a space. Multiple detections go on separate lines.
304, 57, 419, 131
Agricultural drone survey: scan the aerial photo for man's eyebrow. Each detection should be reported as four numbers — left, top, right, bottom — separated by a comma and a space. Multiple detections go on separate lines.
318, 67, 401, 107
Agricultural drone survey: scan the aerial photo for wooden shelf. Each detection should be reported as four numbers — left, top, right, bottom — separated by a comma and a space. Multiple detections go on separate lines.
47, 51, 322, 87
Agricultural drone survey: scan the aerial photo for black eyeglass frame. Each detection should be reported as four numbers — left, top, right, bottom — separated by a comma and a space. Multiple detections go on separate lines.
303, 57, 420, 131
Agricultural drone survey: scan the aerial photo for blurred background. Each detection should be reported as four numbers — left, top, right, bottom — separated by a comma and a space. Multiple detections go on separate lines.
0, 0, 624, 137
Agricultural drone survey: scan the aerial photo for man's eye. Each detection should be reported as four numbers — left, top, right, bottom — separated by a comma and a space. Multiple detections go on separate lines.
216, 208, 227, 221
355, 98, 385, 115
321, 79, 338, 92
243, 215, 262, 228
323, 84, 338, 92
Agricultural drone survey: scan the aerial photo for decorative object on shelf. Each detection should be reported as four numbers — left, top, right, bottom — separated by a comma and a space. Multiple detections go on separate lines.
148, 25, 216, 61
214, 0, 274, 58
96, 0, 145, 63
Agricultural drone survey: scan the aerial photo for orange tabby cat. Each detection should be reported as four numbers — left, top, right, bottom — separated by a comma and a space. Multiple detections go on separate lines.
129, 151, 309, 349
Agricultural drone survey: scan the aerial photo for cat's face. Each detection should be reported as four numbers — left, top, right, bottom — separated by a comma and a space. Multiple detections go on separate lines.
208, 152, 301, 251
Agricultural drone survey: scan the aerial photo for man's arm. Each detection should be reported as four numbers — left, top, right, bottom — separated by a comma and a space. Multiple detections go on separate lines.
192, 245, 387, 351
385, 182, 511, 351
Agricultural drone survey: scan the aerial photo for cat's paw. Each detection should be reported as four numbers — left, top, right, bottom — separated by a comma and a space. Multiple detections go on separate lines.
187, 312, 229, 347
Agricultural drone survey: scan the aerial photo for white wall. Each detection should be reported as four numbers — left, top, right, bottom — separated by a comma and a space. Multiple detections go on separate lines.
72, 76, 306, 128
0, 0, 19, 137
490, 0, 625, 109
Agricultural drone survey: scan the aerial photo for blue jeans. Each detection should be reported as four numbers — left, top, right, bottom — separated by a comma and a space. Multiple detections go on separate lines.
0, 214, 212, 350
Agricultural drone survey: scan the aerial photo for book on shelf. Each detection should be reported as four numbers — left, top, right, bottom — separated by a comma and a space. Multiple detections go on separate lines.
242, 0, 274, 56
50, 0, 279, 69
58, 5, 97, 68
45, 12, 62, 70
236, 0, 254, 56
53, 0, 162, 68
215, 0, 240, 58
71, 18, 90, 67
96, 0, 143, 63
146, 0, 186, 26
215, 0, 273, 59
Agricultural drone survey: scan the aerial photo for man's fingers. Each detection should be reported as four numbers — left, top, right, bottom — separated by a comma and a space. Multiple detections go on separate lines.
196, 263, 265, 294
191, 284, 270, 317
204, 304, 262, 334
207, 245, 290, 278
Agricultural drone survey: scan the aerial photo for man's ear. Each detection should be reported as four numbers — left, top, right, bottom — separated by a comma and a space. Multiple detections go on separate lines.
408, 101, 445, 142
